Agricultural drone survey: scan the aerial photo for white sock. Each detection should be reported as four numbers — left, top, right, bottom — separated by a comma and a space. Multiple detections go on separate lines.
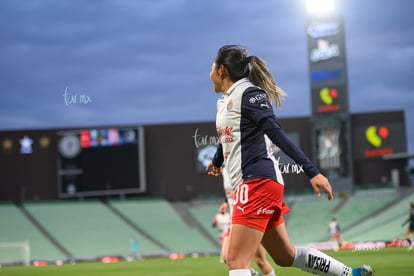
292, 246, 351, 276
264, 269, 276, 276
229, 269, 251, 276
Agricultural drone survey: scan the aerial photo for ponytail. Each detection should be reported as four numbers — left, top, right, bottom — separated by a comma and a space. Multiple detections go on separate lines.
214, 45, 286, 107
248, 55, 286, 107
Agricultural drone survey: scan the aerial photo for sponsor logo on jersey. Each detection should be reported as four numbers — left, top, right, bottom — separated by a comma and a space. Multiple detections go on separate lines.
260, 103, 270, 109
217, 126, 233, 137
227, 99, 233, 110
249, 93, 268, 104
237, 206, 245, 214
256, 207, 275, 215
217, 126, 234, 143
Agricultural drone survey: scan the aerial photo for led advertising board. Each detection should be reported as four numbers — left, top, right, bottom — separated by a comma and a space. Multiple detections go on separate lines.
352, 123, 407, 160
311, 85, 349, 114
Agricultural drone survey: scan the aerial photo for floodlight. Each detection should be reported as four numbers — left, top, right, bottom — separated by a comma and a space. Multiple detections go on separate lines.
305, 0, 335, 14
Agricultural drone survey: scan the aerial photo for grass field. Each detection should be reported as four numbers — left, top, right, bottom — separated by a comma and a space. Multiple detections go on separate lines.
1, 247, 413, 276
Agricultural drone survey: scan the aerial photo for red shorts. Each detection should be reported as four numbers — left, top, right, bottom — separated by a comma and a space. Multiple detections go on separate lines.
231, 178, 290, 232
331, 233, 341, 239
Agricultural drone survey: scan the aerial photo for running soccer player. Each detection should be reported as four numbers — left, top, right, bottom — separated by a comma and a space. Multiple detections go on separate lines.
402, 202, 414, 251
329, 217, 342, 250
206, 45, 374, 276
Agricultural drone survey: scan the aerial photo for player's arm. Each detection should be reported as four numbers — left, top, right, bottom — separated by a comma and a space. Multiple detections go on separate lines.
241, 87, 333, 199
206, 143, 223, 176
259, 116, 319, 178
259, 115, 333, 200
212, 215, 217, 228
401, 218, 410, 227
219, 202, 228, 213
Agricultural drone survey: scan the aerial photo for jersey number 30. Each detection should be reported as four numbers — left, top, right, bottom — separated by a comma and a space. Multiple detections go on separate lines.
233, 184, 249, 205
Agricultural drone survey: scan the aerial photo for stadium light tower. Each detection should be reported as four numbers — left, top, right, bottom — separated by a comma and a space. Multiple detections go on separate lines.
305, 0, 335, 14
304, 0, 354, 192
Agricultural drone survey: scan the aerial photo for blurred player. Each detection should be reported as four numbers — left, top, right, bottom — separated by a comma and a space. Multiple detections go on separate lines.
212, 201, 231, 245
130, 237, 139, 259
329, 217, 341, 250
401, 202, 414, 251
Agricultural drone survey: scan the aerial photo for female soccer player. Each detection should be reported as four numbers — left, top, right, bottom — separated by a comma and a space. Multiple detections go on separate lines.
206, 45, 374, 276
212, 200, 231, 245
402, 202, 414, 251
329, 217, 342, 250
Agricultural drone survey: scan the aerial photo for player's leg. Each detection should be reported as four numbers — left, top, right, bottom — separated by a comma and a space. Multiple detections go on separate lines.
227, 223, 263, 276
222, 226, 262, 275
221, 228, 230, 263
404, 228, 411, 241
332, 233, 341, 250
261, 223, 374, 275
404, 228, 413, 250
253, 244, 275, 276
407, 229, 414, 251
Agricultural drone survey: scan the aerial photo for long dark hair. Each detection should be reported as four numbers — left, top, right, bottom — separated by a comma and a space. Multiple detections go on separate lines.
214, 45, 286, 107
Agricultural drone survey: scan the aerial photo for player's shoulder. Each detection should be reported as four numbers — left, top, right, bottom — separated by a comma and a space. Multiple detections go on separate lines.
242, 86, 272, 110
243, 86, 269, 101
243, 86, 266, 96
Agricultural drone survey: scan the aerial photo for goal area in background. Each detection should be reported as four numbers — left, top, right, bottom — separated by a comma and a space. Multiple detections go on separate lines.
0, 242, 30, 266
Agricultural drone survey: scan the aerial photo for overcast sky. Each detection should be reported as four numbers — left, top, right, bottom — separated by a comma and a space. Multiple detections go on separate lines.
0, 0, 413, 157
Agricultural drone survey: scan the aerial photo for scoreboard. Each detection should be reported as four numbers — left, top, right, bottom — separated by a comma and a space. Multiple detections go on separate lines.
57, 127, 146, 197
0, 126, 146, 201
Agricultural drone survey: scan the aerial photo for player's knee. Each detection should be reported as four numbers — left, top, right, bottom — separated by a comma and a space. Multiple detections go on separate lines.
227, 255, 250, 270
254, 255, 267, 268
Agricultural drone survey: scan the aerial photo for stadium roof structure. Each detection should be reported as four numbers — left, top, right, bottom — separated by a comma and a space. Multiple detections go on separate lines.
382, 152, 414, 160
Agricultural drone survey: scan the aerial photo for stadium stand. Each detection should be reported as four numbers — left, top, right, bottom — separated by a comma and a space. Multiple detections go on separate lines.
0, 203, 64, 262
23, 200, 165, 259
341, 191, 414, 242
109, 198, 218, 254
333, 189, 399, 231
2, 189, 413, 265
185, 200, 224, 244
285, 196, 343, 245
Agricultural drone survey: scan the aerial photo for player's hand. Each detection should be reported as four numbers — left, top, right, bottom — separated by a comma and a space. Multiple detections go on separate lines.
218, 202, 228, 213
206, 160, 221, 177
310, 173, 334, 200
